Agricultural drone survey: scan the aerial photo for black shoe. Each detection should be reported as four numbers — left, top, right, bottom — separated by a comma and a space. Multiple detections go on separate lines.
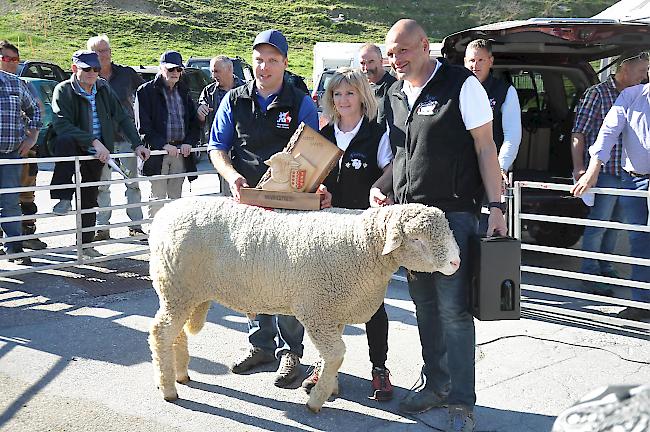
94, 230, 110, 241
23, 238, 47, 250
617, 307, 650, 321
129, 227, 148, 242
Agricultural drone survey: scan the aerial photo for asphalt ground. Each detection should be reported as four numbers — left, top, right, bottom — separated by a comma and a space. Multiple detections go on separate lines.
0, 158, 648, 432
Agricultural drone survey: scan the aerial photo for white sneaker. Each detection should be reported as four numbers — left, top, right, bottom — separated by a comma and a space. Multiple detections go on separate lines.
82, 247, 103, 258
53, 200, 72, 215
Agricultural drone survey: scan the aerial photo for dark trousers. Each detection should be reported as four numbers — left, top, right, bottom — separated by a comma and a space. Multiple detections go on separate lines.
50, 136, 105, 244
365, 302, 388, 368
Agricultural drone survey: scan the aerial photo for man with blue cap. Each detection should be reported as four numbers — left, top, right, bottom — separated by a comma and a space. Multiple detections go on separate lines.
207, 29, 320, 388
49, 49, 148, 257
135, 50, 200, 219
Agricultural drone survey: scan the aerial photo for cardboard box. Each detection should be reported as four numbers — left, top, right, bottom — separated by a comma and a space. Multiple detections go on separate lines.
239, 188, 321, 211
240, 123, 342, 210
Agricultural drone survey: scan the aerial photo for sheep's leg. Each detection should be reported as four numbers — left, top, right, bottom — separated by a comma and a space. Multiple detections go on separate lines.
149, 304, 191, 401
174, 329, 190, 384
304, 323, 346, 413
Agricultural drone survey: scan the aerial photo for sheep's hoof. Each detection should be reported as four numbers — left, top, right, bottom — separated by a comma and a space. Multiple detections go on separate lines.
306, 402, 321, 413
163, 392, 178, 402
176, 375, 190, 384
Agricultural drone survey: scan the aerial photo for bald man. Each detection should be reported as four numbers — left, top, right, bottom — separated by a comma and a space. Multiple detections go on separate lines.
384, 19, 506, 432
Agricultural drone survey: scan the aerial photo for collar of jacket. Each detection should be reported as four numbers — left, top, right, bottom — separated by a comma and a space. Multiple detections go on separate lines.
69, 75, 110, 97
391, 57, 450, 102
240, 79, 295, 109
153, 73, 188, 93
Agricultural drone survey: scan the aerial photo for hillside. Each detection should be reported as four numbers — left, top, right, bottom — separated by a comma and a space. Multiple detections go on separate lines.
1, 0, 618, 84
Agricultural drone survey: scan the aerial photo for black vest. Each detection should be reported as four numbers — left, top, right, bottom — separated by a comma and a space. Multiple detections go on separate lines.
321, 118, 385, 210
229, 80, 305, 185
482, 74, 510, 150
371, 72, 397, 128
387, 59, 483, 213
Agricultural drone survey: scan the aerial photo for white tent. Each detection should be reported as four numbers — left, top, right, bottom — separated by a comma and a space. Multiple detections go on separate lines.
593, 0, 650, 24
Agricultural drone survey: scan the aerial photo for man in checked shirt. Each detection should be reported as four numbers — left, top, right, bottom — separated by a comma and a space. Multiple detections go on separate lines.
570, 51, 648, 295
0, 68, 42, 264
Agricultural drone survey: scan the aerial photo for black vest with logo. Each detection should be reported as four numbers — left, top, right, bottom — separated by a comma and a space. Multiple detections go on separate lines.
320, 118, 385, 210
387, 58, 483, 213
482, 74, 509, 150
229, 80, 305, 185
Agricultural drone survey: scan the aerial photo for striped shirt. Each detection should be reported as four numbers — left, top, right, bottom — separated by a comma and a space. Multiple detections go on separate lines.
75, 78, 102, 140
0, 71, 42, 153
162, 85, 185, 142
572, 76, 622, 176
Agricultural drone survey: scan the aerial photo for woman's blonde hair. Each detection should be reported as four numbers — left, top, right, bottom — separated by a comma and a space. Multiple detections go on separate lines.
321, 67, 378, 125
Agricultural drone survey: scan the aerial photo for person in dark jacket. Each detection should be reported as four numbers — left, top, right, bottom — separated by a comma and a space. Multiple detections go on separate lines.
300, 67, 395, 401
50, 50, 148, 258
359, 43, 396, 128
134, 50, 200, 219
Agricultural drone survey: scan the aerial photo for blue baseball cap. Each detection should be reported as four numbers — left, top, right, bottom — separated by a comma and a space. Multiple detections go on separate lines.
159, 50, 184, 68
72, 50, 100, 69
253, 29, 288, 57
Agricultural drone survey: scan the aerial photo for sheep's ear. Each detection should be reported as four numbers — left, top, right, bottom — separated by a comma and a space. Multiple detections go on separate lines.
382, 218, 403, 255
264, 158, 272, 165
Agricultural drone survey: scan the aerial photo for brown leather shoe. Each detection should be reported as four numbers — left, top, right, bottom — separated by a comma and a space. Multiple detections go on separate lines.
230, 347, 275, 374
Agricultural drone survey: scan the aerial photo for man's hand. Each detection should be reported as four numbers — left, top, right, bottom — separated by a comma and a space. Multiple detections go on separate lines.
317, 184, 332, 209
18, 137, 36, 157
135, 145, 150, 161
180, 144, 192, 157
572, 166, 586, 182
92, 139, 110, 163
369, 187, 393, 207
229, 175, 249, 202
163, 144, 179, 157
571, 171, 598, 197
197, 104, 212, 122
486, 209, 508, 237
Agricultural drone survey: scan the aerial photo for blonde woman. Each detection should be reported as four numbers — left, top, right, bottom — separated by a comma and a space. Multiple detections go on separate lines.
301, 67, 395, 401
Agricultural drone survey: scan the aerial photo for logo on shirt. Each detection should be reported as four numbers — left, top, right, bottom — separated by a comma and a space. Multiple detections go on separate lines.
276, 111, 292, 129
345, 153, 368, 170
416, 96, 439, 116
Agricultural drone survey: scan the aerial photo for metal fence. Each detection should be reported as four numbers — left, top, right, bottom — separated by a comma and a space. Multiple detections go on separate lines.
0, 148, 220, 277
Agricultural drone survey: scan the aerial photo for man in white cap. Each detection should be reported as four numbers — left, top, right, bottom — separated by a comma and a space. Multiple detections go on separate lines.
208, 29, 319, 388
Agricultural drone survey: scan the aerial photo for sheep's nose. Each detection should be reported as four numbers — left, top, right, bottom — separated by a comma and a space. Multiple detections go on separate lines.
450, 258, 460, 269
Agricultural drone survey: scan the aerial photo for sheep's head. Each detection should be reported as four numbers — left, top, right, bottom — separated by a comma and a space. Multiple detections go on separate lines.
382, 204, 460, 275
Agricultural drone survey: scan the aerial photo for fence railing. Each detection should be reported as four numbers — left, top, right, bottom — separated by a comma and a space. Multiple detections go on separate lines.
0, 147, 220, 277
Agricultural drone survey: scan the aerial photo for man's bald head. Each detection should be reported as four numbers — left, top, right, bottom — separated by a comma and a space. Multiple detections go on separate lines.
385, 19, 432, 85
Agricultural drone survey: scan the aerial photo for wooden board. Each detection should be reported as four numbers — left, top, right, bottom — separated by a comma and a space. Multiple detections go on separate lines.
239, 188, 321, 211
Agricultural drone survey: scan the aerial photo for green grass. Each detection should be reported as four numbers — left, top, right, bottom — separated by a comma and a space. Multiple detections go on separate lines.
1, 0, 617, 85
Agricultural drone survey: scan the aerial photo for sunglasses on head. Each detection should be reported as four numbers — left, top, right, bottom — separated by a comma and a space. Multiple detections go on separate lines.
1, 55, 20, 63
166, 66, 183, 73
81, 66, 101, 73
620, 52, 650, 64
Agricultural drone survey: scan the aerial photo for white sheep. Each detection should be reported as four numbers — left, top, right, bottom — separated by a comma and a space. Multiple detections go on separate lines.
148, 196, 460, 412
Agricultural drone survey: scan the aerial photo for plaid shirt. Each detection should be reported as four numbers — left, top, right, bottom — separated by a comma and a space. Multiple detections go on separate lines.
572, 76, 622, 176
162, 85, 185, 142
0, 70, 42, 153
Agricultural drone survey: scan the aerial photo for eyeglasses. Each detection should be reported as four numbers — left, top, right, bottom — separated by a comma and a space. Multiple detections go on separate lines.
1, 55, 20, 63
81, 66, 101, 73
166, 66, 183, 73
95, 48, 111, 54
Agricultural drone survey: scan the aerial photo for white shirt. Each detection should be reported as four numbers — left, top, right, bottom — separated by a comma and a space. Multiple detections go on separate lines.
498, 86, 522, 171
403, 60, 493, 131
334, 117, 393, 169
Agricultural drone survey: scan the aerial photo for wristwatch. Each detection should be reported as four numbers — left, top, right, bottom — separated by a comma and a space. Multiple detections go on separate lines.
488, 201, 506, 214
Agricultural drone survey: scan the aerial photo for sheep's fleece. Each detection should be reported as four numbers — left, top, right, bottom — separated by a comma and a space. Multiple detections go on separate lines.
148, 196, 460, 412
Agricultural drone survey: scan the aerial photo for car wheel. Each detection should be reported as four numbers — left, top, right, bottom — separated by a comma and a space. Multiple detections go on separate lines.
529, 222, 585, 248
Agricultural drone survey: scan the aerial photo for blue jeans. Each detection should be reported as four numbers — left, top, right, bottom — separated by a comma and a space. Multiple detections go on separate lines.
620, 172, 650, 302
580, 173, 625, 275
248, 314, 305, 358
407, 212, 477, 408
0, 150, 24, 252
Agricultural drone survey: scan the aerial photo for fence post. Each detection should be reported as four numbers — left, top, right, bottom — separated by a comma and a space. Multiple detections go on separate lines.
514, 180, 522, 240
74, 156, 83, 261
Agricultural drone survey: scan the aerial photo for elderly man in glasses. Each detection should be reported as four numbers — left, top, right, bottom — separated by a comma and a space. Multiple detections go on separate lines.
0, 41, 42, 265
49, 50, 147, 257
134, 50, 200, 219
0, 40, 49, 253
571, 50, 649, 298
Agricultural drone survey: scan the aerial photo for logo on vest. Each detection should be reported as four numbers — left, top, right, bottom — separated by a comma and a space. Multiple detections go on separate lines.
489, 98, 497, 112
276, 111, 292, 129
345, 156, 368, 170
416, 97, 439, 116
